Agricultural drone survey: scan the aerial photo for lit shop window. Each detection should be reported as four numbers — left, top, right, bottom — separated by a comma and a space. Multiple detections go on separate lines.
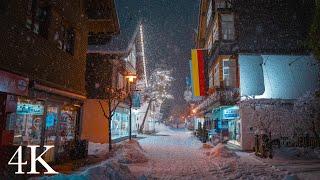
45, 106, 58, 145
6, 100, 44, 145
111, 111, 129, 139
59, 106, 77, 142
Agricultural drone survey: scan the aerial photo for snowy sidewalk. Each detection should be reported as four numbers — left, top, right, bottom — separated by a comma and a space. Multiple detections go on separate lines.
128, 125, 286, 179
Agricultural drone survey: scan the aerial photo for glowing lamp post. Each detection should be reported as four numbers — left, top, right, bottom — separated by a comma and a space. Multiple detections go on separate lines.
125, 75, 137, 140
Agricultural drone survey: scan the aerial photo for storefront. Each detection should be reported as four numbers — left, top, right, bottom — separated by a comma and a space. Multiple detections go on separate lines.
0, 70, 29, 146
212, 106, 240, 142
0, 70, 86, 163
111, 107, 130, 140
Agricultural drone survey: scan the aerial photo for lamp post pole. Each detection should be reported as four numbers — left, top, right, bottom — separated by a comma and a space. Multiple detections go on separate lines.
125, 75, 137, 141
128, 81, 132, 140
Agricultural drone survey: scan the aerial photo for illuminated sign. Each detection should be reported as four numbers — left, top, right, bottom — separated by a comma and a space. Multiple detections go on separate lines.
223, 108, 239, 119
0, 70, 29, 96
16, 103, 44, 115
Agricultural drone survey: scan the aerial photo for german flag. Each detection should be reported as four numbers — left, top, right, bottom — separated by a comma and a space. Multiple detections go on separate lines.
191, 49, 206, 96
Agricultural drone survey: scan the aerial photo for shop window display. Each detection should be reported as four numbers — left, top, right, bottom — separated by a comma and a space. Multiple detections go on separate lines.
45, 106, 58, 145
56, 105, 77, 153
6, 99, 44, 145
111, 111, 129, 140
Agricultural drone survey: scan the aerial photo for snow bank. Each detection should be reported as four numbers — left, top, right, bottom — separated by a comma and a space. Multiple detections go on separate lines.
210, 143, 237, 158
88, 142, 108, 156
115, 140, 148, 164
37, 160, 135, 180
202, 143, 213, 149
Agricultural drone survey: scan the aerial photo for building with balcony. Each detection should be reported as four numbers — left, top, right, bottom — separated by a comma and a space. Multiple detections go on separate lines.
193, 0, 318, 149
83, 17, 147, 150
0, 0, 119, 173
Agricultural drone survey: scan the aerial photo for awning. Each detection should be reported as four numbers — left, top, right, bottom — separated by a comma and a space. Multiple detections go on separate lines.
34, 83, 86, 101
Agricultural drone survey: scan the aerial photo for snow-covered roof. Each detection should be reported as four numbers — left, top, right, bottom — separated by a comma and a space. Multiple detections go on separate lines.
239, 55, 319, 99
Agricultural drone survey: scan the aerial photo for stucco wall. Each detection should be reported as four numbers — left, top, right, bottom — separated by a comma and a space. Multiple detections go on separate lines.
81, 99, 109, 143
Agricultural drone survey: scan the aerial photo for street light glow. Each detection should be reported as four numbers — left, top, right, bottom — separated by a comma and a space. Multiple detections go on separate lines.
125, 75, 137, 83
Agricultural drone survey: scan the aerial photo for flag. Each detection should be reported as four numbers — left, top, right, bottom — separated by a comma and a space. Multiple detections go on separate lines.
191, 49, 206, 96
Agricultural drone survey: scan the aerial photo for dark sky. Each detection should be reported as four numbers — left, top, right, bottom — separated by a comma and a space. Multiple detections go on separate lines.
116, 0, 199, 106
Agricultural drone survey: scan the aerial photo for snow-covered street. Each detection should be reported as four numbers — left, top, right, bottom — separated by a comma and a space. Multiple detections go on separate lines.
42, 124, 320, 180
128, 125, 287, 180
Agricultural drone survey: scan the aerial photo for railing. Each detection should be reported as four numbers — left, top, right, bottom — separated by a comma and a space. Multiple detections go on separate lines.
194, 88, 239, 113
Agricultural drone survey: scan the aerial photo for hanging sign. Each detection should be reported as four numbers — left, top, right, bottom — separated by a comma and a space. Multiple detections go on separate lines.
132, 92, 141, 109
0, 70, 29, 96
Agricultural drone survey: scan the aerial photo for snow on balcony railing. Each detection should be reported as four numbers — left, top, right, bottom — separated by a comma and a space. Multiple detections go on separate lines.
194, 88, 239, 113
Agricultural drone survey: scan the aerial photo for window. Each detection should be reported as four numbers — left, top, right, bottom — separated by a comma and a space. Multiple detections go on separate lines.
117, 73, 124, 89
206, 34, 213, 50
206, 1, 212, 26
6, 99, 44, 145
223, 59, 230, 86
215, 0, 232, 10
214, 63, 220, 87
209, 68, 214, 88
212, 21, 219, 42
26, 0, 51, 37
54, 25, 75, 54
221, 14, 235, 40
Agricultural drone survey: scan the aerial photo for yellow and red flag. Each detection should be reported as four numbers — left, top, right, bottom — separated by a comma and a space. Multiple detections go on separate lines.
191, 49, 206, 96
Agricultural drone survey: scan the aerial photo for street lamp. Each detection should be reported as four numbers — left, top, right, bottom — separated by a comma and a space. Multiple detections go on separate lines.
125, 75, 137, 140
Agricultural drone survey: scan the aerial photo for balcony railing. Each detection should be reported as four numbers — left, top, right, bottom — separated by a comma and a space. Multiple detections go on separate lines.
194, 88, 239, 114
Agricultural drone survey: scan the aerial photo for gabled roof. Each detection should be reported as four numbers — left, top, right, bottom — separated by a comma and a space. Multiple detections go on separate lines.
88, 2, 141, 55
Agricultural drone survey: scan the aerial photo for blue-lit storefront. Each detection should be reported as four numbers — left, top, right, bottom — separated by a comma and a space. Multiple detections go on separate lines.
111, 108, 129, 140
212, 106, 240, 142
110, 93, 140, 140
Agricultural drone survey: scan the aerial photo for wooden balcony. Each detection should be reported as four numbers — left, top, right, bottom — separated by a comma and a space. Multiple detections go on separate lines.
194, 88, 240, 114
85, 0, 120, 44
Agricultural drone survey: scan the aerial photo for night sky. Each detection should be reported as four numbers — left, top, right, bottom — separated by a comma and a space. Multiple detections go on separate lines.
116, 0, 199, 107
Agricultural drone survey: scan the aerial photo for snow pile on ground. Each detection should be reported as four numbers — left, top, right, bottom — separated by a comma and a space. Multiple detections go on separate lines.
210, 143, 237, 158
115, 140, 148, 164
202, 143, 213, 149
37, 160, 135, 180
273, 147, 320, 160
87, 142, 108, 156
